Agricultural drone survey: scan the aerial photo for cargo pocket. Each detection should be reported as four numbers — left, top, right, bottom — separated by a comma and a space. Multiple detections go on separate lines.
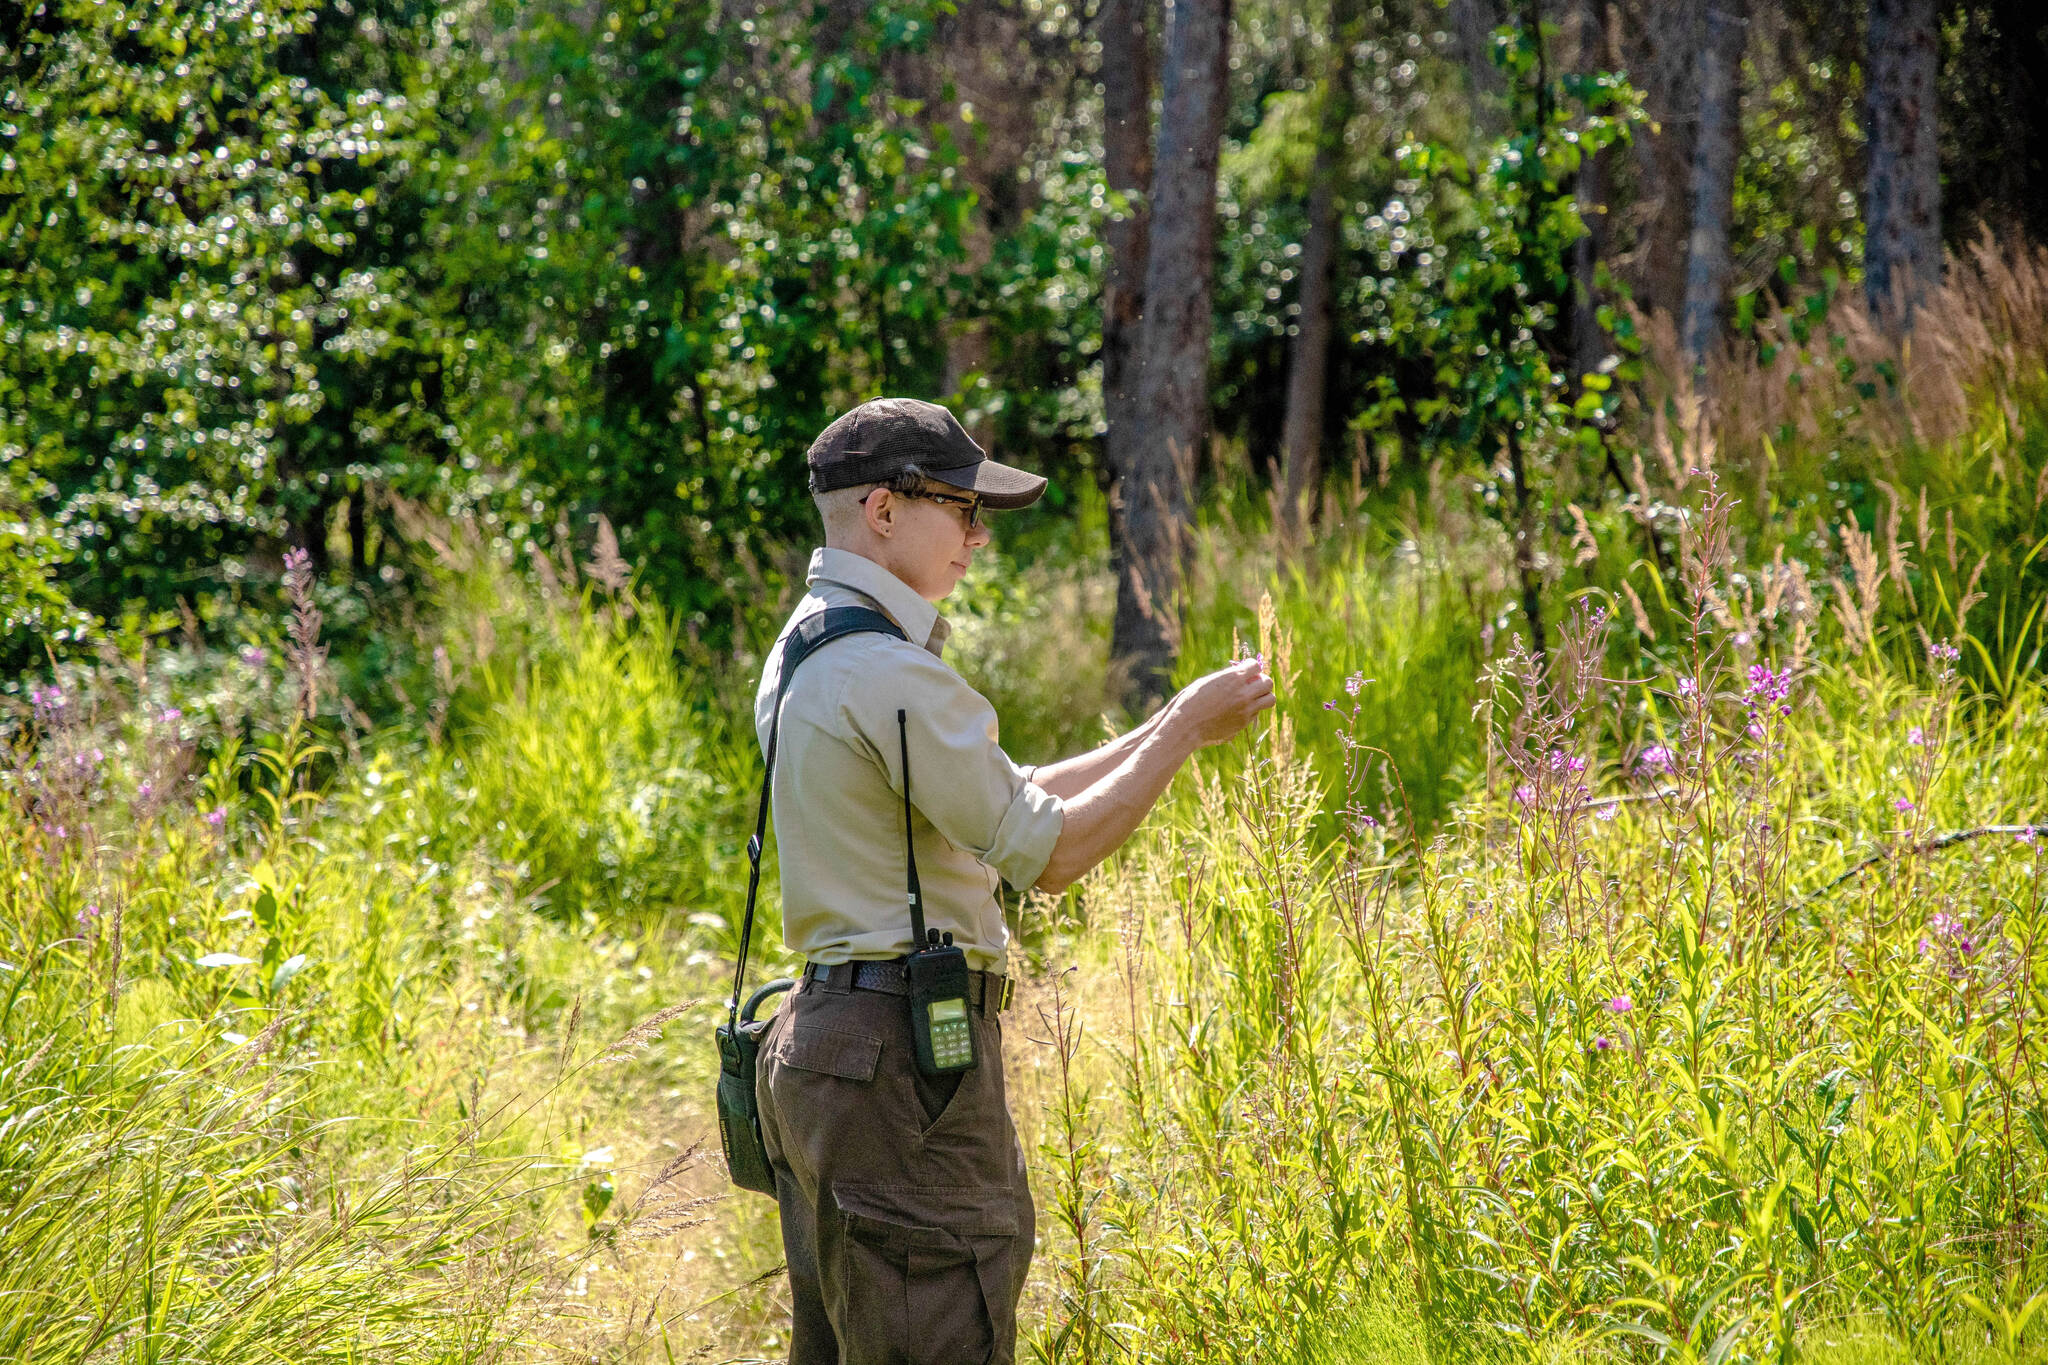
776, 1024, 883, 1082
832, 1184, 1021, 1365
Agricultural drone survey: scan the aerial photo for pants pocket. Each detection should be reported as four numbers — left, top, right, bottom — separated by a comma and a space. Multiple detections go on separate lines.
832, 1185, 1022, 1365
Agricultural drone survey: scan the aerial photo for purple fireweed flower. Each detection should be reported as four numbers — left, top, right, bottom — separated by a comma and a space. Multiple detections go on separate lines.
137, 781, 153, 799
1747, 720, 1766, 741
1513, 784, 1537, 809
1895, 797, 1916, 813
205, 808, 226, 830
1597, 802, 1621, 822
1547, 749, 1588, 775
158, 706, 183, 725
1677, 677, 1698, 698
1922, 911, 1983, 960
1608, 996, 1633, 1013
1745, 664, 1791, 703
1358, 814, 1380, 830
1907, 726, 1926, 747
1928, 640, 1961, 665
1592, 1036, 1614, 1051
2017, 825, 2037, 845
1344, 672, 1366, 697
1638, 745, 1673, 776
1323, 700, 1337, 711
241, 646, 269, 668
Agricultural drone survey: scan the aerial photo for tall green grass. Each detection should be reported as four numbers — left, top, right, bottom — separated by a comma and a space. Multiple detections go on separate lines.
0, 584, 779, 1359
8, 368, 2048, 1361
1023, 487, 2048, 1364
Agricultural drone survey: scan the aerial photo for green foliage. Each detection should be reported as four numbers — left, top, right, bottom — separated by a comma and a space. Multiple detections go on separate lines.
1177, 516, 1491, 831
480, 0, 983, 622
0, 0, 474, 665
1027, 500, 2048, 1364
437, 582, 755, 930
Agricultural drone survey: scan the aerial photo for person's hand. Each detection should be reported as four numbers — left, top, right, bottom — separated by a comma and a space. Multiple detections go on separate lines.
1168, 657, 1277, 748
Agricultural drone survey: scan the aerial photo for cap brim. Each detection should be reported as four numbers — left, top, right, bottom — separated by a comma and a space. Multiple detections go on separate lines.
925, 458, 1048, 510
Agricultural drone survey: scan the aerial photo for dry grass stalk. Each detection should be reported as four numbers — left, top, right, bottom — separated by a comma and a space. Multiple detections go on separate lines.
1650, 230, 2048, 468
599, 1001, 698, 1063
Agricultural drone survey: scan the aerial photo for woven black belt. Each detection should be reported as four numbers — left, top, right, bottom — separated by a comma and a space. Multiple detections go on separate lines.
803, 959, 1015, 1014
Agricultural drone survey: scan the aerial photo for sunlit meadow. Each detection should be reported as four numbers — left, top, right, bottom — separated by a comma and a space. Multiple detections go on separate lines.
6, 297, 2048, 1361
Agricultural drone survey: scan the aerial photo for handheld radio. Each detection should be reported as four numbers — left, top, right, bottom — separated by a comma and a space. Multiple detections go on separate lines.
899, 709, 976, 1075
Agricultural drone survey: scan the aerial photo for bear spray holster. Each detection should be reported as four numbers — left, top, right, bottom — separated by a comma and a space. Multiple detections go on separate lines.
718, 607, 907, 1196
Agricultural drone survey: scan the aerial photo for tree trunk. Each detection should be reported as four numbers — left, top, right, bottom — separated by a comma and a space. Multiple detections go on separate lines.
1447, 0, 1509, 126
1615, 0, 1704, 324
1113, 0, 1232, 704
1278, 0, 1361, 553
1570, 0, 1616, 389
1678, 0, 1746, 376
1100, 0, 1154, 632
1864, 0, 1941, 326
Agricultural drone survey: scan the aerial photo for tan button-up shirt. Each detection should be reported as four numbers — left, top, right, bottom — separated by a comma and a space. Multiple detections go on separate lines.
754, 547, 1065, 972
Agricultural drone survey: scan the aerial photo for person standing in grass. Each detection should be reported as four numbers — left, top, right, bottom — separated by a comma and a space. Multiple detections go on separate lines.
752, 397, 1274, 1365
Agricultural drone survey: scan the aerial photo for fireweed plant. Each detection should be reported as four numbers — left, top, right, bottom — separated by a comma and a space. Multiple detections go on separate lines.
0, 549, 761, 1361
3, 495, 2046, 1360
1024, 485, 2048, 1362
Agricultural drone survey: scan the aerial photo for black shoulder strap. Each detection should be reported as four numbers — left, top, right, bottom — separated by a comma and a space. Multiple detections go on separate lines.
729, 607, 907, 1030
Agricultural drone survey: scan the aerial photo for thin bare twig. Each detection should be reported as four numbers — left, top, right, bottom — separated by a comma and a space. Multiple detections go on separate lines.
1797, 825, 2041, 908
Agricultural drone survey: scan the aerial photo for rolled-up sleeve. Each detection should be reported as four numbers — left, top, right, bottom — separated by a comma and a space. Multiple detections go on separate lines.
842, 643, 1066, 892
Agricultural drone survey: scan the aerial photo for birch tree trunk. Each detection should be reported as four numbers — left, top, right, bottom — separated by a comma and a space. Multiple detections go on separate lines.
1277, 0, 1361, 552
1678, 0, 1746, 375
1100, 0, 1154, 634
1864, 0, 1941, 326
1113, 0, 1232, 702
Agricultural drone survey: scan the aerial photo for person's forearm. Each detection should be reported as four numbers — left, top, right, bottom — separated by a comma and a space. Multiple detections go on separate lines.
1028, 704, 1170, 801
1033, 708, 1197, 893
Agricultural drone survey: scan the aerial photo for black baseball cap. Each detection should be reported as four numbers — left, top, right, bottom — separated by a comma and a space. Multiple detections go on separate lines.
805, 397, 1048, 510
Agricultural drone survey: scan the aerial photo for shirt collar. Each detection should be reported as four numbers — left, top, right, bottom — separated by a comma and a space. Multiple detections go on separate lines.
807, 547, 950, 655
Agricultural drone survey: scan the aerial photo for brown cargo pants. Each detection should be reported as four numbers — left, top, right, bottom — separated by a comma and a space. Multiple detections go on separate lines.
756, 964, 1035, 1365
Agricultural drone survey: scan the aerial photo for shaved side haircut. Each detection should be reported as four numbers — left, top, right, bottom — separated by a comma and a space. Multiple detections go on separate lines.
815, 486, 874, 545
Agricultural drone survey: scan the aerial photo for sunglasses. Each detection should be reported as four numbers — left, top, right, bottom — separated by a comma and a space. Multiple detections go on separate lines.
864, 485, 986, 531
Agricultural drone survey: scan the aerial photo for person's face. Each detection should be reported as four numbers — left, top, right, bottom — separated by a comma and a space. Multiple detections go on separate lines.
863, 483, 994, 601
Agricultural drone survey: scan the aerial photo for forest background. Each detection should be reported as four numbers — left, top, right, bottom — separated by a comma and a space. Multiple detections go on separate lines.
7, 0, 2048, 1360
9, 0, 2045, 686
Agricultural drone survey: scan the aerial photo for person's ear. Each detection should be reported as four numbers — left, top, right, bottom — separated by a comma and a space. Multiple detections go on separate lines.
863, 488, 896, 538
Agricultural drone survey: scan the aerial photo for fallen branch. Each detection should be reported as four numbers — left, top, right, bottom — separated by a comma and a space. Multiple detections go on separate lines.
1798, 825, 2040, 907
1580, 787, 1680, 810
